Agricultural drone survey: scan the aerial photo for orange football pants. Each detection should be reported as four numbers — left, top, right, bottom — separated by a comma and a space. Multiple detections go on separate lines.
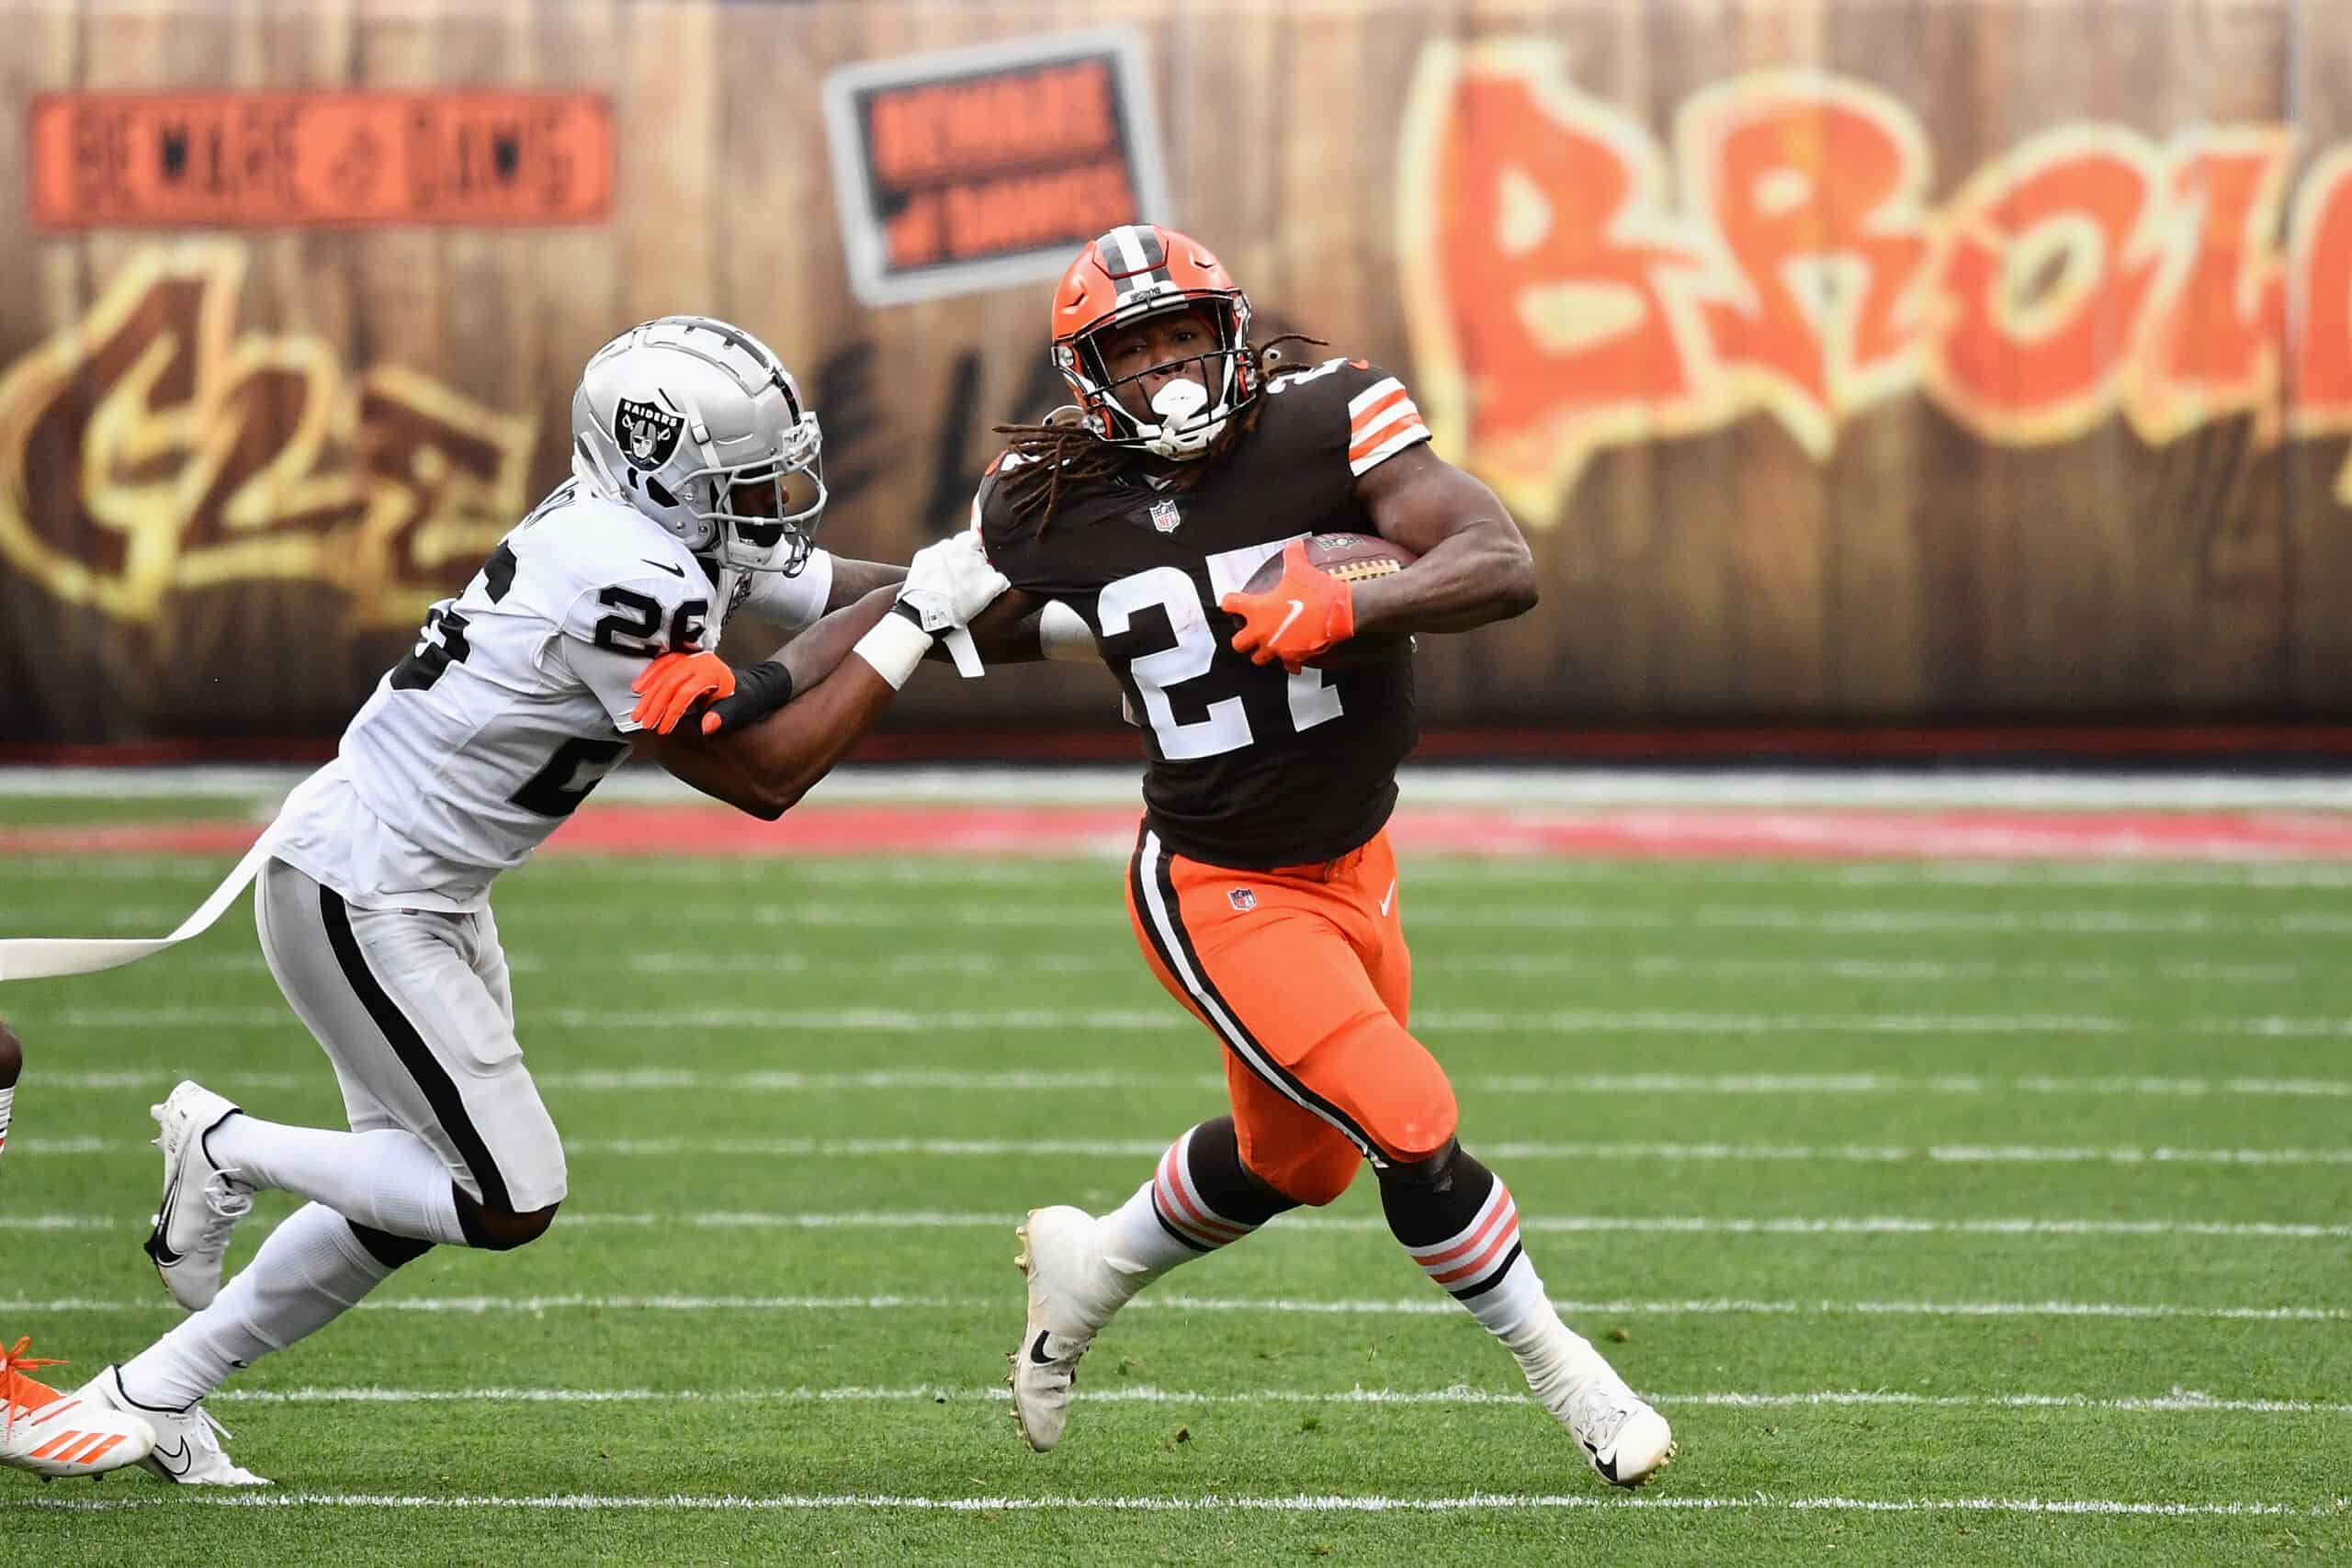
1125, 824, 1457, 1206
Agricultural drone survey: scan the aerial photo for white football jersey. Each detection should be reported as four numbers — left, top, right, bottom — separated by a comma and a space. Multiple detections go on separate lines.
266, 479, 836, 911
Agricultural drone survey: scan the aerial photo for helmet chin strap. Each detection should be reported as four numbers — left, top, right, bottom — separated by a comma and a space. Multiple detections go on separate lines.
705, 562, 741, 649
674, 392, 727, 553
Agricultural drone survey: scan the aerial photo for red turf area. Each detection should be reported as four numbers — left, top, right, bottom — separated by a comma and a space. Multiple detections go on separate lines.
6, 804, 2352, 860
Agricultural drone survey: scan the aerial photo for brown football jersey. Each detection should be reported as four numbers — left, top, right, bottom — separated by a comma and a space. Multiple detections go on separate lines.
978, 357, 1433, 870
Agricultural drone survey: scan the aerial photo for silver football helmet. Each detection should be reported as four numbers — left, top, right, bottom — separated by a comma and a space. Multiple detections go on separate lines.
571, 315, 825, 574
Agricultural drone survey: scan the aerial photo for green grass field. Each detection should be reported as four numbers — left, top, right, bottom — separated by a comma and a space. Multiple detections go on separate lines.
1, 809, 2347, 1563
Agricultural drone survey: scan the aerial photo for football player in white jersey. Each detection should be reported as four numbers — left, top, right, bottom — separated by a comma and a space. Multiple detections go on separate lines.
67, 316, 1012, 1484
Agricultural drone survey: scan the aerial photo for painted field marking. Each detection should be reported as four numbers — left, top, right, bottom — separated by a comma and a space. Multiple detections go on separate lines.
24, 1004, 2179, 1035
3, 1292, 2340, 1323
17, 1136, 2350, 1166
5, 1490, 2345, 1519
201, 1383, 2352, 1416
36, 1066, 2352, 1099
35, 852, 2352, 891
84, 897, 2352, 937
101, 949, 2330, 984
11, 1210, 2343, 1240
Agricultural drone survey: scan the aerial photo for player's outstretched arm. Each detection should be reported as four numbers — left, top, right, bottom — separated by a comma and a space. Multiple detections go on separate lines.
1347, 445, 1540, 637
635, 534, 1011, 818
824, 556, 908, 610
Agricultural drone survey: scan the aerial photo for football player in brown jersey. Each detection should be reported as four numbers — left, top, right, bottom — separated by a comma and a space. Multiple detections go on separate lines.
973, 226, 1675, 1487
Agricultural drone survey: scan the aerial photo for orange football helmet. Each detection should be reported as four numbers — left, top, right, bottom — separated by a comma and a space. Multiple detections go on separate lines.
1050, 224, 1258, 458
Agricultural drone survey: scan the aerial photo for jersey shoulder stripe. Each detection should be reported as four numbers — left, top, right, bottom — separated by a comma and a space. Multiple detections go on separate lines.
1343, 375, 1430, 475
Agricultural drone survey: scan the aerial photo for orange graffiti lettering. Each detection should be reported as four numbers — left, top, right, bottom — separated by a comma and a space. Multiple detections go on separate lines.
2137, 137, 2290, 438
1681, 76, 1932, 454
1930, 130, 2165, 441
1397, 42, 1715, 523
1399, 43, 2352, 525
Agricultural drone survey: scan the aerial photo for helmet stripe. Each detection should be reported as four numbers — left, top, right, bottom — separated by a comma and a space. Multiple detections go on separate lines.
1108, 224, 1150, 275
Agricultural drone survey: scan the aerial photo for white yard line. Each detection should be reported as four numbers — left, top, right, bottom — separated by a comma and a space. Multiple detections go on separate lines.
11, 1210, 2342, 1240
60, 949, 2331, 983
26, 1005, 2164, 1035
2, 1292, 2340, 1322
4, 1489, 2342, 1518
35, 1066, 2352, 1098
201, 1383, 2352, 1416
82, 897, 2352, 936
30, 852, 2352, 892
18, 1136, 2350, 1165
62, 1002, 2352, 1045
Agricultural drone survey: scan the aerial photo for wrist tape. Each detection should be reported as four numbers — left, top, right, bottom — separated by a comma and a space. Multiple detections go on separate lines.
852, 607, 933, 690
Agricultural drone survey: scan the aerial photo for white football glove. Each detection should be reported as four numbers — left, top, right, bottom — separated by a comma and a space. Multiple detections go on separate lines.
897, 531, 1011, 635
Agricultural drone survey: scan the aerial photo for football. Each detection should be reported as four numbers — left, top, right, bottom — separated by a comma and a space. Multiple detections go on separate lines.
1240, 532, 1419, 670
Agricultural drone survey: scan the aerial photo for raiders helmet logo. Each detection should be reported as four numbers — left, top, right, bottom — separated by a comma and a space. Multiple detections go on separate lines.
1148, 499, 1182, 534
614, 398, 684, 470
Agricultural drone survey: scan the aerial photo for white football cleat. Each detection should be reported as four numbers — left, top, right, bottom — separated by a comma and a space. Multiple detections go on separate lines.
0, 1338, 155, 1480
1009, 1205, 1130, 1453
1539, 1362, 1676, 1487
142, 1080, 254, 1311
78, 1367, 268, 1486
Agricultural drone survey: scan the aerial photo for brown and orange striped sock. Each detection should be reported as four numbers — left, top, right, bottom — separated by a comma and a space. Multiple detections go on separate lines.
1099, 1117, 1295, 1289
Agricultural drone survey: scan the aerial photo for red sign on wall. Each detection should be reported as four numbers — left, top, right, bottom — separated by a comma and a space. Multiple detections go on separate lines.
28, 91, 613, 229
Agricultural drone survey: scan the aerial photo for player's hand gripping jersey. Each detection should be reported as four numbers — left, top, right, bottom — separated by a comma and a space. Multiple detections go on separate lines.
269, 479, 833, 910
978, 358, 1430, 870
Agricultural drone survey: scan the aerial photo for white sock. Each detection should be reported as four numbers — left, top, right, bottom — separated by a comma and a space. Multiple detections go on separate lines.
1097, 1128, 1265, 1293
1402, 1180, 1598, 1384
0, 1085, 13, 1165
206, 1114, 467, 1246
119, 1203, 395, 1409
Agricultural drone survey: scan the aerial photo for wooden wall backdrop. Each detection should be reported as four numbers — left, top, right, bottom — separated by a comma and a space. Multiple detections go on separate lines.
1, 0, 2347, 746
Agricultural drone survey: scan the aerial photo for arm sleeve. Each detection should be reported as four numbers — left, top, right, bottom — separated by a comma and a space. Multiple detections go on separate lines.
732, 548, 836, 634
1038, 600, 1099, 662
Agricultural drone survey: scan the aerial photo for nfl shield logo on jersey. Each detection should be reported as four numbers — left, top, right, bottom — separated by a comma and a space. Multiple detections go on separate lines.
614, 398, 684, 469
1148, 498, 1182, 534
1227, 887, 1256, 911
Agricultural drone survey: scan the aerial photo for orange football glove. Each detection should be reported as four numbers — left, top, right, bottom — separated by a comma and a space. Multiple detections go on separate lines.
631, 650, 734, 736
1219, 539, 1354, 671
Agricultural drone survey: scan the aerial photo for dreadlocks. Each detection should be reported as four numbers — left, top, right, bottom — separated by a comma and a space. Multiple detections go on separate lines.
993, 333, 1329, 529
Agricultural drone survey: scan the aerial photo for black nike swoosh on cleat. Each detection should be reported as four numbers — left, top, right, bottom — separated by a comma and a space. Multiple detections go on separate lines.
1584, 1440, 1620, 1483
640, 558, 686, 577
1029, 1330, 1056, 1366
145, 1168, 186, 1265
149, 1439, 193, 1478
